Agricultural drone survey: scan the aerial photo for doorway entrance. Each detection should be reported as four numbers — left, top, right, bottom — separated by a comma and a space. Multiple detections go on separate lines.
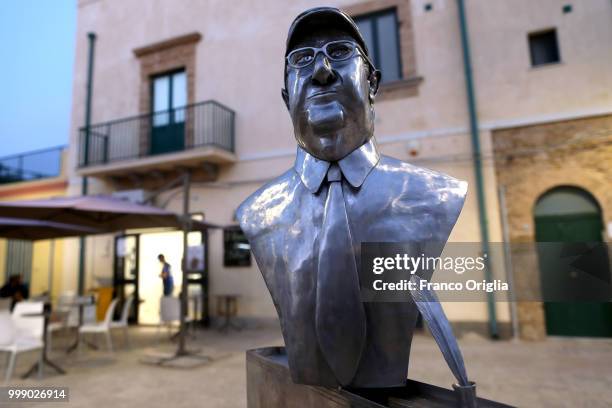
113, 229, 209, 325
534, 186, 612, 337
138, 231, 184, 324
113, 235, 139, 323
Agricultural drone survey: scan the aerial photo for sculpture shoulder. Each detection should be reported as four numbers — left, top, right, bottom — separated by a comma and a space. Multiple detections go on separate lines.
236, 169, 299, 238
373, 155, 468, 225
376, 154, 467, 199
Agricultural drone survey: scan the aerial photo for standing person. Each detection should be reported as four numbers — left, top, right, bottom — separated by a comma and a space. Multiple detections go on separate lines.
157, 254, 174, 296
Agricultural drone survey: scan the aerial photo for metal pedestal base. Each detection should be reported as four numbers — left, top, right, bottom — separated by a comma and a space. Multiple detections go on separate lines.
140, 348, 212, 369
247, 347, 513, 408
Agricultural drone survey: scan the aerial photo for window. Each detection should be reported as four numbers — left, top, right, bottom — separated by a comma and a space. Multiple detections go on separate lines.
528, 29, 560, 67
223, 227, 251, 267
354, 9, 402, 83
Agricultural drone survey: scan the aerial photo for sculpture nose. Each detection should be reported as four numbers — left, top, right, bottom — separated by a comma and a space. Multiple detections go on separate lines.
311, 53, 336, 85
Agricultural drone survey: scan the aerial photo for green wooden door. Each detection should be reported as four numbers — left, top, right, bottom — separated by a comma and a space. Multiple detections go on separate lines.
150, 70, 186, 155
535, 212, 612, 337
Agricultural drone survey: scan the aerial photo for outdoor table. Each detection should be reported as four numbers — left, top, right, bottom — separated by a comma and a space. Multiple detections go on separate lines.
66, 295, 98, 353
216, 294, 242, 332
21, 304, 66, 378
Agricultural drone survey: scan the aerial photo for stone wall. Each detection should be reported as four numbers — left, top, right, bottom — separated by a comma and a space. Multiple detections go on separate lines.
492, 114, 612, 340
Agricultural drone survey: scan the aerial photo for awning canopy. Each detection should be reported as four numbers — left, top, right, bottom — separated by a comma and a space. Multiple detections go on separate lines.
0, 195, 222, 235
0, 217, 102, 240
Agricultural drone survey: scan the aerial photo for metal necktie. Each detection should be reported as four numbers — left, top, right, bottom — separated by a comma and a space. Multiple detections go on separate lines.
315, 164, 366, 386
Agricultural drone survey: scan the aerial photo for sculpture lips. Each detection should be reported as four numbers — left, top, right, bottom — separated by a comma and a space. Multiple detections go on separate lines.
307, 90, 337, 99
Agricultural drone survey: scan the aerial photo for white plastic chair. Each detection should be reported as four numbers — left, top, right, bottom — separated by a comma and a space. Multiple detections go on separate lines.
78, 298, 119, 352
0, 312, 14, 346
0, 301, 44, 384
158, 296, 184, 340
109, 295, 134, 348
82, 304, 97, 325
47, 293, 79, 350
0, 298, 11, 312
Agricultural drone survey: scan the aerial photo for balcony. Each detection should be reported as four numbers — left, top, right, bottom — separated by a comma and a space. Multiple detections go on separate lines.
77, 100, 236, 184
0, 146, 64, 186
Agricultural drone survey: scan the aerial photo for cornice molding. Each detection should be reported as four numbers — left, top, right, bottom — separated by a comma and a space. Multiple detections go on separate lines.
133, 32, 202, 57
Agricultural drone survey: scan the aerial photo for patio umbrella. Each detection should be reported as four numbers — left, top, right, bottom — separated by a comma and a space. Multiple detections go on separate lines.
0, 195, 221, 232
0, 193, 222, 361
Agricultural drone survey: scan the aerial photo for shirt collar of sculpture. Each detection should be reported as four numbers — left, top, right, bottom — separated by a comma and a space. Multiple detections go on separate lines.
294, 138, 380, 193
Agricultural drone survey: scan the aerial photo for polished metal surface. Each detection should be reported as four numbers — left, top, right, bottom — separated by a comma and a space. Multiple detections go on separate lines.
315, 163, 366, 386
238, 7, 468, 388
247, 348, 512, 408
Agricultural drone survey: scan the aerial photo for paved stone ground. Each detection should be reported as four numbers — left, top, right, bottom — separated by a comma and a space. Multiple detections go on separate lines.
2, 326, 612, 407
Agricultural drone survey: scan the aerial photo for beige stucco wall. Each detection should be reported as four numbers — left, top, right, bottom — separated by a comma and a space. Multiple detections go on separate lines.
0, 235, 69, 300
467, 0, 612, 123
65, 0, 612, 327
0, 240, 6, 287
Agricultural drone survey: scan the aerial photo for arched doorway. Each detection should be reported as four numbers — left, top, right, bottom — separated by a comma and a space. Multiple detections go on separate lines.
534, 186, 612, 337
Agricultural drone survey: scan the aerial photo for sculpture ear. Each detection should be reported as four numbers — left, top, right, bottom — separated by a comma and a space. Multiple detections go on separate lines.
368, 69, 381, 100
281, 88, 290, 111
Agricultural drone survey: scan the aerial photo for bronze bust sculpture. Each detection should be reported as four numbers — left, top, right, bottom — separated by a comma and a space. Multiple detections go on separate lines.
238, 7, 468, 388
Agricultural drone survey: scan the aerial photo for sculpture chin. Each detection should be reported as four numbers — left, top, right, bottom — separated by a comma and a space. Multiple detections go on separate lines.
298, 101, 352, 161
306, 100, 345, 134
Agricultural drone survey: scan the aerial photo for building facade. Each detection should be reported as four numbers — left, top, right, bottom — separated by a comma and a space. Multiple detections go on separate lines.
65, 0, 612, 338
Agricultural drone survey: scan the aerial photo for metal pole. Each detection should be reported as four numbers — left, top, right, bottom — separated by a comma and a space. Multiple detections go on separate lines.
83, 32, 96, 168
178, 170, 191, 355
78, 32, 96, 296
48, 240, 55, 298
498, 186, 520, 340
456, 0, 498, 338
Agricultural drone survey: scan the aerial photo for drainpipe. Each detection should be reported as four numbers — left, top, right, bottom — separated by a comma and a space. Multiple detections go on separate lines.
78, 32, 96, 295
456, 0, 499, 338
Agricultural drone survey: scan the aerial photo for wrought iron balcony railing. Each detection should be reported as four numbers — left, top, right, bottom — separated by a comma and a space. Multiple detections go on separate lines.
0, 146, 64, 185
78, 100, 235, 167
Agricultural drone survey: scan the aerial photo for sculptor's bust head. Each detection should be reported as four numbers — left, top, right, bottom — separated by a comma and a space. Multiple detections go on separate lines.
282, 7, 381, 162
